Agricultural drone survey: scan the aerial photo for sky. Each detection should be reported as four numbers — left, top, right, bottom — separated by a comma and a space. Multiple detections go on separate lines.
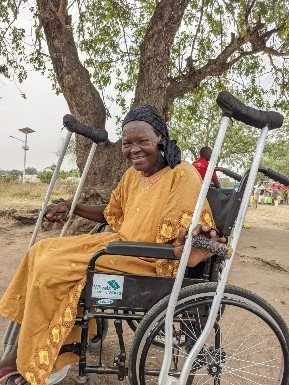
0, 72, 119, 172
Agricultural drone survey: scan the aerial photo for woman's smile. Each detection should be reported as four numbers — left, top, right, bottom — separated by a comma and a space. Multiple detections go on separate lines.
131, 154, 148, 163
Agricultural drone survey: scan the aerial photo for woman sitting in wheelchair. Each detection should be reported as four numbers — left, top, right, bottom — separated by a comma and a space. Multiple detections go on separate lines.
0, 105, 225, 385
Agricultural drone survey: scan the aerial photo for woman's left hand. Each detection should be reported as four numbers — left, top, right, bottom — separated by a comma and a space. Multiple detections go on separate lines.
174, 224, 227, 267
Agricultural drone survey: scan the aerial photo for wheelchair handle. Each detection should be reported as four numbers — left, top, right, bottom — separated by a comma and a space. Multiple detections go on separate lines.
216, 91, 283, 130
258, 167, 289, 186
215, 167, 242, 181
63, 114, 108, 144
191, 235, 229, 258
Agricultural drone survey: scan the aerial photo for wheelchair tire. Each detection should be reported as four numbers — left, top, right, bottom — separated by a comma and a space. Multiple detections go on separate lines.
129, 282, 289, 385
87, 318, 109, 352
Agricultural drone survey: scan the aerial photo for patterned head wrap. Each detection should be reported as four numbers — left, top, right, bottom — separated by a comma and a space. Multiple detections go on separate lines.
122, 105, 181, 168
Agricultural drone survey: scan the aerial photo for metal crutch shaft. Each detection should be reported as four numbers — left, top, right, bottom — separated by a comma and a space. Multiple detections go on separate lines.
60, 142, 97, 237
158, 116, 230, 385
29, 131, 73, 248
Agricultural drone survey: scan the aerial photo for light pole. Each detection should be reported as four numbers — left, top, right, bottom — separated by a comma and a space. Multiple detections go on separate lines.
10, 127, 35, 183
18, 127, 35, 183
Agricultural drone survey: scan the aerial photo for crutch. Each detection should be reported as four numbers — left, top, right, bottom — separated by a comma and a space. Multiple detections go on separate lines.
158, 91, 284, 385
2, 115, 108, 359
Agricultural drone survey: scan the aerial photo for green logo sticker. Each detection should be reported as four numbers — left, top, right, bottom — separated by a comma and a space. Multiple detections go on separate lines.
92, 274, 124, 299
108, 279, 120, 290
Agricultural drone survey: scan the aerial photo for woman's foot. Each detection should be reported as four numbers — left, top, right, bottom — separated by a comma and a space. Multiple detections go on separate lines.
0, 369, 18, 385
0, 372, 28, 385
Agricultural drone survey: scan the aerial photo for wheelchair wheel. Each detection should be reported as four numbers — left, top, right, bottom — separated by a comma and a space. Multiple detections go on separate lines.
129, 283, 289, 385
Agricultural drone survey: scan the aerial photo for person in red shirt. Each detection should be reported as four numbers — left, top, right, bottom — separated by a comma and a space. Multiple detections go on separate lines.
192, 146, 221, 188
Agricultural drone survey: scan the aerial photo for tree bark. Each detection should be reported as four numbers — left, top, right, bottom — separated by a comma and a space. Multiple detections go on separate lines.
134, 0, 190, 119
37, 0, 128, 203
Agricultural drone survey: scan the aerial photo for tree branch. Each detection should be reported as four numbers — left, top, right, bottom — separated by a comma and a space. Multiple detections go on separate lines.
244, 0, 257, 26
166, 21, 288, 105
0, 0, 24, 40
190, 0, 205, 57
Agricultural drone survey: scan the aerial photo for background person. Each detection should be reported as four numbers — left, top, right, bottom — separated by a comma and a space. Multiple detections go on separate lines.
252, 181, 265, 209
192, 146, 221, 188
271, 180, 281, 206
282, 185, 289, 204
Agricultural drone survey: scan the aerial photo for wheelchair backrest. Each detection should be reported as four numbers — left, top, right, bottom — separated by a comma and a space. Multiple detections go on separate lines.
207, 187, 242, 237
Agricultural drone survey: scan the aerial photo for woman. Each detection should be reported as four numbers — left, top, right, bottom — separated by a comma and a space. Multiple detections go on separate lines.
0, 105, 221, 385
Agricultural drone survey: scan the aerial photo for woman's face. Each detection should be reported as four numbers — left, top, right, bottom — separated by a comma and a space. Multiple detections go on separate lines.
122, 120, 163, 176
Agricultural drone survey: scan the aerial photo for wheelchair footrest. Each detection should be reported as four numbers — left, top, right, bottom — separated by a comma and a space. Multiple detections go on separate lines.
60, 342, 81, 356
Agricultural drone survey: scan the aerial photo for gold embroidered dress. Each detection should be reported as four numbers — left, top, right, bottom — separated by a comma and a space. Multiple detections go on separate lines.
0, 161, 213, 385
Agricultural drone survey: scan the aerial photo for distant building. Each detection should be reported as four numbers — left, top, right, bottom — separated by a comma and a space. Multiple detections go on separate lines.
19, 174, 40, 183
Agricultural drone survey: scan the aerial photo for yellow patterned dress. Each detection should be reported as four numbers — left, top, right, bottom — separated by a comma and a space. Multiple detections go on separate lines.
0, 161, 214, 385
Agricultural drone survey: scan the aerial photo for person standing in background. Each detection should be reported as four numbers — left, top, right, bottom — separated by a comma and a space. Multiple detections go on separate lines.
192, 146, 221, 188
253, 181, 265, 209
271, 180, 281, 206
281, 185, 288, 204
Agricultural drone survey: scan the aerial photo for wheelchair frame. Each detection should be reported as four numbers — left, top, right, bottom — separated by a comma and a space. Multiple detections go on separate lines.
63, 244, 221, 382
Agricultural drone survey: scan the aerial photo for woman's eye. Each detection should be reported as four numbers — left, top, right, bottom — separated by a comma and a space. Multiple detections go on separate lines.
139, 140, 149, 145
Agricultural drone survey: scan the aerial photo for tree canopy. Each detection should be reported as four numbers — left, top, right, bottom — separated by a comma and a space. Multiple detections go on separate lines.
1, 0, 289, 190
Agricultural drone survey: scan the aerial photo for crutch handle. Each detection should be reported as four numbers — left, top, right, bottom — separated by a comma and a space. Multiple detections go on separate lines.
215, 167, 242, 181
191, 234, 229, 258
258, 167, 289, 186
63, 114, 108, 143
217, 91, 284, 130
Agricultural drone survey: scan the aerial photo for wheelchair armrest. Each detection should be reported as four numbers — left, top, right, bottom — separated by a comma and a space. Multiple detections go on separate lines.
106, 241, 177, 259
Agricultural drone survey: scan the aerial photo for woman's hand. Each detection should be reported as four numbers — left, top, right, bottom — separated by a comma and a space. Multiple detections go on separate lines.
43, 201, 71, 223
174, 224, 227, 267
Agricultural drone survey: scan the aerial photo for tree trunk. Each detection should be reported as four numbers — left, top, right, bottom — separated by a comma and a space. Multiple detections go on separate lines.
134, 0, 190, 119
37, 0, 128, 203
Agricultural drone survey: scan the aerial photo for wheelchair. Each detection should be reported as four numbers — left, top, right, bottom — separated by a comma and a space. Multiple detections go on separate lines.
60, 164, 289, 385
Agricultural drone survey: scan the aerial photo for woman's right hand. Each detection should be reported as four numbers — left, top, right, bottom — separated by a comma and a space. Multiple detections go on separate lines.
43, 201, 71, 223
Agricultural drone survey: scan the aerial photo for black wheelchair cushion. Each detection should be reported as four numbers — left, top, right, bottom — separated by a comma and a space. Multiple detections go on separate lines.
216, 91, 283, 130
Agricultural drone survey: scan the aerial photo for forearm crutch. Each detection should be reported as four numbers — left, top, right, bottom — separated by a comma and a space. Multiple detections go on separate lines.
60, 115, 108, 236
2, 129, 72, 360
29, 130, 73, 247
158, 91, 284, 385
2, 115, 108, 359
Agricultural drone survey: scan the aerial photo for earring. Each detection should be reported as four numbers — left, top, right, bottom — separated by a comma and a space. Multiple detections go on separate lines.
158, 139, 165, 151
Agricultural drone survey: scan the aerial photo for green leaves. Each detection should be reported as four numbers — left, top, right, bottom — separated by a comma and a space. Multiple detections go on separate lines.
261, 123, 289, 176
170, 81, 259, 170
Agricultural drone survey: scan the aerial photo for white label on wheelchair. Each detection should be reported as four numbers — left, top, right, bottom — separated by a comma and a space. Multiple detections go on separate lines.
92, 274, 124, 299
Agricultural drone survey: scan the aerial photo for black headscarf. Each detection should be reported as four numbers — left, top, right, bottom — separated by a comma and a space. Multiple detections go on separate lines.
121, 105, 181, 168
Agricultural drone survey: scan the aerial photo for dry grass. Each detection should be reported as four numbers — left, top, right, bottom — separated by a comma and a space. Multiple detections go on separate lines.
1, 179, 289, 231
0, 179, 77, 210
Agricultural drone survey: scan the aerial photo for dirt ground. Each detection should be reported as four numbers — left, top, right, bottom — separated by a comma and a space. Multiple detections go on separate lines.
0, 205, 289, 384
